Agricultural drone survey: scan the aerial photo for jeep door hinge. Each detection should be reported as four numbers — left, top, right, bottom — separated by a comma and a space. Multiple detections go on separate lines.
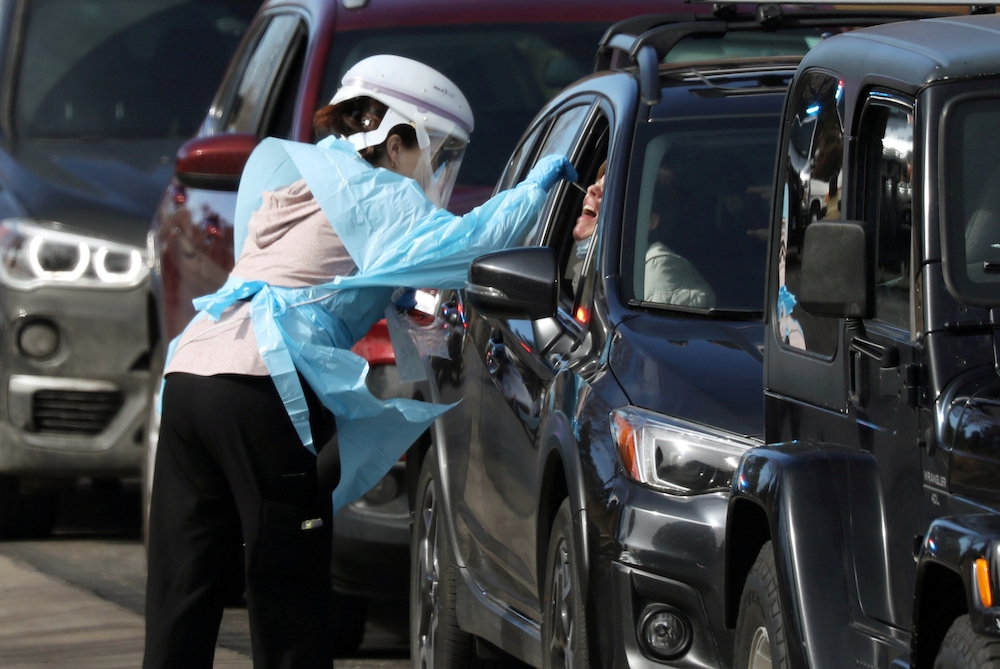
905, 363, 924, 408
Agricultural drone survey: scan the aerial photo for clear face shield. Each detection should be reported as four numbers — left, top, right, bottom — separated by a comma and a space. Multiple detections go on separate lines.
344, 107, 468, 209
412, 129, 467, 209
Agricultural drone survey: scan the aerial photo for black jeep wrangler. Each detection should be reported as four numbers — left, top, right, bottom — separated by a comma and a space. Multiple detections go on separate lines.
727, 8, 1000, 669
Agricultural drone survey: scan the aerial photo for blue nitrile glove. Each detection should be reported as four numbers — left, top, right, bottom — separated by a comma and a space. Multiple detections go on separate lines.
525, 155, 578, 192
391, 287, 417, 311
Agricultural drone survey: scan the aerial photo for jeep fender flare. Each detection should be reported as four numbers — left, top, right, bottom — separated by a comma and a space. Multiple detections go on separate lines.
724, 441, 881, 669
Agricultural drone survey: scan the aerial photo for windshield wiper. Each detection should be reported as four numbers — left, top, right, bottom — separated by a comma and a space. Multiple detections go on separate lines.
628, 299, 763, 320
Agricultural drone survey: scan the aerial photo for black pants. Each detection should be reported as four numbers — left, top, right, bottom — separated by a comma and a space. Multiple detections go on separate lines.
143, 373, 338, 669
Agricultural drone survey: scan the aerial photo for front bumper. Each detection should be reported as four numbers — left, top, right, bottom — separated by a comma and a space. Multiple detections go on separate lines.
0, 281, 150, 480
600, 481, 733, 669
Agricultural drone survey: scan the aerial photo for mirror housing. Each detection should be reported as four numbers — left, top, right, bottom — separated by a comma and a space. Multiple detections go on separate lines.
467, 247, 558, 321
175, 133, 260, 191
798, 221, 872, 319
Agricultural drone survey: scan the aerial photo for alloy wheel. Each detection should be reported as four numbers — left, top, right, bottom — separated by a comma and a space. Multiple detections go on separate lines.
415, 481, 440, 669
548, 538, 575, 668
747, 626, 771, 669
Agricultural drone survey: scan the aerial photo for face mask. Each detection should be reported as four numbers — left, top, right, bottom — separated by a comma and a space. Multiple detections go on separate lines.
576, 236, 591, 259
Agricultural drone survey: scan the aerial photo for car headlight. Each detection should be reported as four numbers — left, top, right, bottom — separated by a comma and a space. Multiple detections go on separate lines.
610, 406, 760, 495
0, 218, 148, 289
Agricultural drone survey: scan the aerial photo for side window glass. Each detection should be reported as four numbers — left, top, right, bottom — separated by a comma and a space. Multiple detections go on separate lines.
536, 105, 589, 163
544, 109, 608, 307
519, 104, 590, 247
775, 71, 845, 357
497, 120, 549, 193
867, 106, 914, 331
261, 34, 306, 139
223, 14, 301, 134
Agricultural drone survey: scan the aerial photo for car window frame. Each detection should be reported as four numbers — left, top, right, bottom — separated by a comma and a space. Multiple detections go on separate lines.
857, 92, 917, 338
204, 9, 307, 137
533, 99, 611, 352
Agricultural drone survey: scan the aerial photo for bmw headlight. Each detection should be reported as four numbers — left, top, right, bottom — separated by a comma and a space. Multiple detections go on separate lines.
0, 219, 148, 289
610, 407, 760, 495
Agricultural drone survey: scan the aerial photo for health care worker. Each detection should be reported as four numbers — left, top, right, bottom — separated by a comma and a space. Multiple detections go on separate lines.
143, 55, 576, 669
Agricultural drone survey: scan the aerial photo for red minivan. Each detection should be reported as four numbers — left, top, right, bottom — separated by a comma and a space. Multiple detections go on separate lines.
147, 0, 695, 655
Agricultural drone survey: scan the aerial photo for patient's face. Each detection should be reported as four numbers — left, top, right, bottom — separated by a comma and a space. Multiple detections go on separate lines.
574, 174, 605, 241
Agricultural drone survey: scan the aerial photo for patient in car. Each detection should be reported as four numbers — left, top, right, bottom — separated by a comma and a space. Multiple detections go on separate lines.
573, 164, 715, 308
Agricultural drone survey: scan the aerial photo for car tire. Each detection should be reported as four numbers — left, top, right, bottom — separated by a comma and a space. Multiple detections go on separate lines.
542, 498, 590, 669
0, 474, 58, 539
331, 590, 368, 657
734, 541, 788, 669
934, 614, 1000, 668
410, 447, 471, 669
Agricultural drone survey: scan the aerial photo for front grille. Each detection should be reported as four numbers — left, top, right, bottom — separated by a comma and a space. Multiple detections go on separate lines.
31, 389, 124, 435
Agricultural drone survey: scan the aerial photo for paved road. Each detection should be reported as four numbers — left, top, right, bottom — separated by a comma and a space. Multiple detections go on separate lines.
0, 480, 410, 669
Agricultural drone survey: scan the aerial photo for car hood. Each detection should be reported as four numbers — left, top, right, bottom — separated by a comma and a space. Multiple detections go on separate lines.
0, 138, 181, 247
609, 313, 764, 439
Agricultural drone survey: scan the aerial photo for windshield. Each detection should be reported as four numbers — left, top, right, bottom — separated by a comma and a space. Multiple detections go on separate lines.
666, 29, 829, 64
321, 23, 612, 188
15, 0, 255, 140
627, 117, 779, 313
943, 95, 1000, 306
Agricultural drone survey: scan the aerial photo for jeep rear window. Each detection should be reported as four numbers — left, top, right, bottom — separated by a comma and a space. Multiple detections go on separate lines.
321, 24, 610, 188
15, 0, 256, 139
626, 117, 779, 313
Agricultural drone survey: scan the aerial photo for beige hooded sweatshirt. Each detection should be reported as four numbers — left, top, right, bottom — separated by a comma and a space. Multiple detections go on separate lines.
165, 179, 357, 377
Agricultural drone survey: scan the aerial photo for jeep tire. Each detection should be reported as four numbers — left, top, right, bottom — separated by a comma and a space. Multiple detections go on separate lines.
934, 614, 1000, 668
734, 541, 789, 669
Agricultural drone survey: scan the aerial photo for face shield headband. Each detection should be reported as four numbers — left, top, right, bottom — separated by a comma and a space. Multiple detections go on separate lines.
344, 106, 467, 209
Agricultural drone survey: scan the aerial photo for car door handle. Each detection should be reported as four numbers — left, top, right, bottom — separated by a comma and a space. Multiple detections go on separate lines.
850, 335, 899, 369
485, 335, 504, 375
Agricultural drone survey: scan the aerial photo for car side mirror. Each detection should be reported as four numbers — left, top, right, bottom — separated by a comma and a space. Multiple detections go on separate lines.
798, 221, 872, 319
175, 133, 260, 191
466, 247, 558, 321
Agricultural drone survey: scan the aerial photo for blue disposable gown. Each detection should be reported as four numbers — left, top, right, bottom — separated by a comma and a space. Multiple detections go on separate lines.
166, 136, 574, 513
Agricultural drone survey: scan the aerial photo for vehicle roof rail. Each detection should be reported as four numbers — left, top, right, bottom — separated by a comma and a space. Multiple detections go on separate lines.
594, 5, 962, 106
595, 17, 729, 105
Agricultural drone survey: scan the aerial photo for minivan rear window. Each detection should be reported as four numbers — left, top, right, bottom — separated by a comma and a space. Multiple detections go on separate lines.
16, 0, 257, 139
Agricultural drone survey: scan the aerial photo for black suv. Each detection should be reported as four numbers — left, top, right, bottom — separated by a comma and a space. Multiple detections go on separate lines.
404, 8, 931, 669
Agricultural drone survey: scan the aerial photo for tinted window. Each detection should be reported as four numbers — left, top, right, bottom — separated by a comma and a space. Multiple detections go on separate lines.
666, 30, 823, 63
867, 106, 914, 330
223, 14, 302, 134
320, 24, 611, 187
16, 0, 256, 139
775, 71, 844, 355
942, 96, 1000, 305
627, 117, 777, 312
